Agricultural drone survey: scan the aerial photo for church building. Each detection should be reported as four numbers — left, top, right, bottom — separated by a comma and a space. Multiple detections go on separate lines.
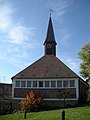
12, 15, 88, 109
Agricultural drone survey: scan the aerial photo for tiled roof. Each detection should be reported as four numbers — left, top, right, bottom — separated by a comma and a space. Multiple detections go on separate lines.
12, 55, 78, 79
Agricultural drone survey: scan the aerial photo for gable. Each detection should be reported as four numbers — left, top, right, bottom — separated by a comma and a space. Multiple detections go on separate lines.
12, 55, 79, 79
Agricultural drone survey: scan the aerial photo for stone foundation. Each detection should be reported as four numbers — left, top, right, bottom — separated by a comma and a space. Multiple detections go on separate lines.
12, 99, 78, 110
44, 100, 78, 108
0, 99, 12, 114
12, 99, 21, 110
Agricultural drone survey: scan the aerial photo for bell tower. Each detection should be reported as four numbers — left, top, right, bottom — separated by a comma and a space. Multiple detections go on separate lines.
44, 15, 57, 56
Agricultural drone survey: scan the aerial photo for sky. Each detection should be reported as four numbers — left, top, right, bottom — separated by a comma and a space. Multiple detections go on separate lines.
0, 0, 90, 83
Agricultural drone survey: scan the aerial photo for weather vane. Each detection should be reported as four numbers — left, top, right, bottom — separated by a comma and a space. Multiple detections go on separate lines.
49, 9, 53, 16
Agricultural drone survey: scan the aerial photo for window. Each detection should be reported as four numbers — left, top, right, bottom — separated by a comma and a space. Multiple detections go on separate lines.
51, 81, 56, 88
63, 80, 68, 87
7, 105, 11, 109
39, 81, 43, 87
27, 81, 31, 87
21, 81, 26, 87
16, 81, 20, 87
70, 80, 75, 87
45, 81, 50, 88
57, 81, 62, 87
33, 81, 37, 87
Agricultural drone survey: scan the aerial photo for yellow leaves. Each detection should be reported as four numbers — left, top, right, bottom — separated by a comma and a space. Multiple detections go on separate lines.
20, 91, 43, 111
78, 42, 90, 80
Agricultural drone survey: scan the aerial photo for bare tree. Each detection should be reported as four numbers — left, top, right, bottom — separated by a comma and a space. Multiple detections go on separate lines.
61, 88, 73, 107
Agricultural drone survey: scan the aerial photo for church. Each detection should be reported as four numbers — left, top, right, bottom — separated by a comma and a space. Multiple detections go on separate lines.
11, 15, 88, 109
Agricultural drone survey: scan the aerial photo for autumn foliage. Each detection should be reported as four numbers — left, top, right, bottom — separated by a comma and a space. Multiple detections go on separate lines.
20, 91, 43, 111
78, 43, 90, 80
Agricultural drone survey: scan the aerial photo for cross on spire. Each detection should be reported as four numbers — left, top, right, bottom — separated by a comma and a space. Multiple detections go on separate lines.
49, 9, 53, 16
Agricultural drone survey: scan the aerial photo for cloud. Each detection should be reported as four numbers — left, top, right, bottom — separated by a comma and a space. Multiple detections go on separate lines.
61, 56, 80, 75
47, 0, 74, 18
0, 2, 12, 32
46, 0, 74, 46
59, 27, 72, 46
8, 24, 34, 44
0, 2, 36, 45
0, 1, 38, 68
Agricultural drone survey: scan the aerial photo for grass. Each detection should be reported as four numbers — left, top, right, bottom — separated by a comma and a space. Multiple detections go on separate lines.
0, 106, 90, 120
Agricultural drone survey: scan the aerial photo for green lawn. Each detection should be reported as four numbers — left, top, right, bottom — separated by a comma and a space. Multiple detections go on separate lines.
0, 106, 90, 120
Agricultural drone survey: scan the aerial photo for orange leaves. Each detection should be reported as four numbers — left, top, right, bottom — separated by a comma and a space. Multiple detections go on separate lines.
26, 91, 35, 100
20, 91, 43, 111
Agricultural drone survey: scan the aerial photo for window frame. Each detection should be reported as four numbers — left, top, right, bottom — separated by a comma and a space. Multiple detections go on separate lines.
15, 81, 20, 87
51, 81, 56, 88
45, 81, 50, 88
27, 81, 31, 88
69, 80, 75, 87
39, 81, 43, 88
57, 80, 62, 88
21, 81, 26, 88
14, 79, 76, 89
63, 80, 68, 88
33, 81, 37, 88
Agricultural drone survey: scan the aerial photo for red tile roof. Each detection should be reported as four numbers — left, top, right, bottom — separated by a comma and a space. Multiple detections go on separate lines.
12, 55, 78, 79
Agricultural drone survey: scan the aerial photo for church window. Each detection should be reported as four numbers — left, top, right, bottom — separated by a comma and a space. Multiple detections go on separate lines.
45, 81, 50, 88
39, 81, 43, 87
33, 81, 37, 87
63, 80, 68, 87
16, 81, 20, 87
57, 81, 62, 87
51, 81, 56, 88
21, 81, 26, 87
70, 80, 75, 87
27, 81, 31, 87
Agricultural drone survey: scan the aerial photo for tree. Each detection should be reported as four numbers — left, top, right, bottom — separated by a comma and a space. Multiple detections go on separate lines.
20, 91, 43, 112
61, 88, 73, 107
78, 43, 90, 81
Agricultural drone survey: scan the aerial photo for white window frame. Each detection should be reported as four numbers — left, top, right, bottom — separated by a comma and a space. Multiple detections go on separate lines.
57, 80, 62, 88
15, 81, 20, 88
21, 81, 26, 88
33, 81, 37, 88
51, 80, 56, 88
69, 80, 75, 88
63, 80, 68, 88
39, 81, 43, 88
14, 79, 76, 89
45, 81, 50, 88
27, 81, 31, 88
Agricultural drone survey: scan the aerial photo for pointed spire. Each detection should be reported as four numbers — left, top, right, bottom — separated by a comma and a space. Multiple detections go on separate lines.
44, 15, 57, 45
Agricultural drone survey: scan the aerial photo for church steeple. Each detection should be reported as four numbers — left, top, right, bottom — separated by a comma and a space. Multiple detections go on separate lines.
44, 15, 57, 56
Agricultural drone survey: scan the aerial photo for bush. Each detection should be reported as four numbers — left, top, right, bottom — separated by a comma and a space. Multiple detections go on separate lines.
20, 91, 43, 112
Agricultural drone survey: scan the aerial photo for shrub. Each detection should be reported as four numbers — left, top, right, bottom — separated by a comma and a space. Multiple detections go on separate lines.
20, 91, 43, 112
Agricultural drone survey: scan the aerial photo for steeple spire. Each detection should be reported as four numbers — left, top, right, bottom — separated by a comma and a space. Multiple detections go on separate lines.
44, 15, 57, 56
44, 15, 57, 45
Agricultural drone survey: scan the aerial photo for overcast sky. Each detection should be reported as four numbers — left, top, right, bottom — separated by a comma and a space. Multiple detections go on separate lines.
0, 0, 90, 83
